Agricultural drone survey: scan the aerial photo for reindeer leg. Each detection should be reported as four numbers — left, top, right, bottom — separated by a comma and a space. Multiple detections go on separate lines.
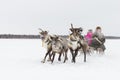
84, 51, 86, 62
41, 49, 51, 63
47, 52, 52, 61
65, 49, 68, 60
70, 48, 74, 63
82, 47, 86, 62
63, 51, 68, 63
80, 43, 86, 62
73, 49, 78, 63
58, 53, 62, 61
41, 52, 49, 63
51, 52, 55, 63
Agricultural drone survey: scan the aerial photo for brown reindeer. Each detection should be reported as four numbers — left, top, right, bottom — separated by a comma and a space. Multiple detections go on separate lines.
68, 24, 87, 63
39, 29, 68, 63
39, 29, 52, 63
50, 35, 68, 63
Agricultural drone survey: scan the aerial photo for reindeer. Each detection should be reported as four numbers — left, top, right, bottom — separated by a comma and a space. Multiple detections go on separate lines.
68, 24, 87, 63
79, 37, 94, 55
50, 35, 68, 63
39, 29, 68, 63
39, 29, 52, 63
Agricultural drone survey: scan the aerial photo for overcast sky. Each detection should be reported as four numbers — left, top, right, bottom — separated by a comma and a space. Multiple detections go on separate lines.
0, 0, 120, 36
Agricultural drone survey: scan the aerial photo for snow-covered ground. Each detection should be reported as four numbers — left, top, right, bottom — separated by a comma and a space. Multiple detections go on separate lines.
0, 39, 120, 80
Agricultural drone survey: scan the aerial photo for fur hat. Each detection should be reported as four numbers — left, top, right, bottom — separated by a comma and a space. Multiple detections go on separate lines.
96, 26, 101, 30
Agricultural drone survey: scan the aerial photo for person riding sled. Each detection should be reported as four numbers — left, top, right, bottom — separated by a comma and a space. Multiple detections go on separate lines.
85, 29, 93, 46
90, 26, 106, 52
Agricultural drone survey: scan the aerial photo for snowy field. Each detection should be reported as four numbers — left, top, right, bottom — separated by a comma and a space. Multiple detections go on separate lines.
0, 39, 120, 80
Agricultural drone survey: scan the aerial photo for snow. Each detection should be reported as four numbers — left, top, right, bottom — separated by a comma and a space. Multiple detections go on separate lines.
0, 39, 120, 80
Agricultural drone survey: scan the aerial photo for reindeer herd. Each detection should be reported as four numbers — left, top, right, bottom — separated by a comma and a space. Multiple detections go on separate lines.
39, 24, 105, 63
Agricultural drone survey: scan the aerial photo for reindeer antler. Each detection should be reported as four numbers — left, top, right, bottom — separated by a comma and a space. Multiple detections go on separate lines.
71, 23, 74, 29
38, 28, 43, 31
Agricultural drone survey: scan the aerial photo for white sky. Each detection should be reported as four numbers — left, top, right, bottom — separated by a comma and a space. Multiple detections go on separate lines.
0, 0, 120, 36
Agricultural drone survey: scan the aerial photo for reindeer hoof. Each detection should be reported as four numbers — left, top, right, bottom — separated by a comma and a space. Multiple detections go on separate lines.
66, 58, 68, 60
41, 60, 45, 63
63, 60, 66, 63
58, 59, 61, 61
71, 60, 75, 63
84, 60, 86, 62
47, 59, 51, 62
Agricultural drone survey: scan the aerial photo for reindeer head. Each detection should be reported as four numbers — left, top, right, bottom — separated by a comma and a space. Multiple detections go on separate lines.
69, 24, 83, 36
50, 35, 63, 52
50, 35, 59, 44
39, 28, 48, 40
